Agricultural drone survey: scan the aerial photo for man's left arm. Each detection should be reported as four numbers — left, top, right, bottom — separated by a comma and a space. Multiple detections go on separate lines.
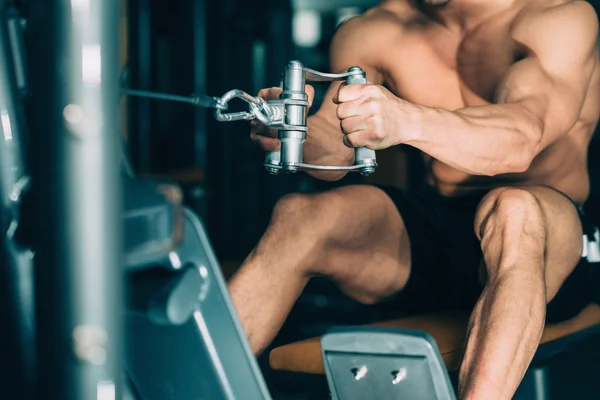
338, 2, 599, 176
406, 2, 599, 176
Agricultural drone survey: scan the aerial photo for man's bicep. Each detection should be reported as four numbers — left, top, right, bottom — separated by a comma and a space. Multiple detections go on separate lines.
495, 57, 588, 142
495, 2, 598, 147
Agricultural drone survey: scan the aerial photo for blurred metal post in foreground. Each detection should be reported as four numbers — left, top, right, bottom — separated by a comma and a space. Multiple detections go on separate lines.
28, 0, 123, 398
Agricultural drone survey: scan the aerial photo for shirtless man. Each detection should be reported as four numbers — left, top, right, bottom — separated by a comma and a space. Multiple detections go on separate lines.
229, 0, 600, 398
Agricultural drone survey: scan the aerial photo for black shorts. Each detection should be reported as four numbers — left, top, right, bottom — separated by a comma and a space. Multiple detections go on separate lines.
377, 185, 600, 324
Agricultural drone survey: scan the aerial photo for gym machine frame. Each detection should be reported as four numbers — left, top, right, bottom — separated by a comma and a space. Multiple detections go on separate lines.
27, 0, 123, 398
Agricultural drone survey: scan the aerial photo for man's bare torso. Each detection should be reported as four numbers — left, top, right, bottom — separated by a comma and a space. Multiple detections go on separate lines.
363, 0, 600, 204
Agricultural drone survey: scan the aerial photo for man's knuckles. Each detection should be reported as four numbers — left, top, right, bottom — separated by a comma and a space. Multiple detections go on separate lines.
340, 117, 356, 134
337, 85, 361, 103
364, 99, 383, 114
360, 84, 382, 98
343, 131, 365, 148
342, 84, 383, 101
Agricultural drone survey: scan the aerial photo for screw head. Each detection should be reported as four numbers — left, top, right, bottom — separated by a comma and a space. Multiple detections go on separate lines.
360, 166, 376, 176
351, 366, 368, 381
392, 368, 408, 385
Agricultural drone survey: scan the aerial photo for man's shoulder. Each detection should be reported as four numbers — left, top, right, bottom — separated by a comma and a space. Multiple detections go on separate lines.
333, 1, 422, 45
327, 2, 422, 79
511, 1, 598, 46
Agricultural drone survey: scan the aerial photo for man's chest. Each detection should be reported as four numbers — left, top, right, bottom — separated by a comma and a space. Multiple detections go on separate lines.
383, 22, 521, 110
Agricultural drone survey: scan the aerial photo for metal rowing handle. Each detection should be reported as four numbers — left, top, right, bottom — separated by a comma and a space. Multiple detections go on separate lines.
344, 69, 377, 176
264, 61, 377, 176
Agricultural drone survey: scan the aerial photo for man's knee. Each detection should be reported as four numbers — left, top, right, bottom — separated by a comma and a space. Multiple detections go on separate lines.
255, 193, 331, 275
271, 192, 333, 227
269, 192, 346, 251
475, 187, 546, 242
271, 193, 314, 223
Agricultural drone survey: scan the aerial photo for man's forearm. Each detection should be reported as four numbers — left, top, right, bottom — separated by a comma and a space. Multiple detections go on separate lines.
405, 102, 542, 176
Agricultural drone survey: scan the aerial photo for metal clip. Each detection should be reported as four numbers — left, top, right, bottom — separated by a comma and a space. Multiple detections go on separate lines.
214, 89, 277, 123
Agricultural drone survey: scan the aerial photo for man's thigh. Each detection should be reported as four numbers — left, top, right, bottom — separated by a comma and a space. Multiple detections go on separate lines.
348, 185, 483, 312
475, 185, 584, 301
308, 184, 411, 304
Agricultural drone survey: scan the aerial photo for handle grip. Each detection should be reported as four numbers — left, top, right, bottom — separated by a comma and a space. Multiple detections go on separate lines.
346, 68, 377, 176
263, 63, 377, 176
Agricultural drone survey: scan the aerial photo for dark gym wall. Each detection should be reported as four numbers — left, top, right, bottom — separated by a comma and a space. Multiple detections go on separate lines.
204, 0, 298, 260
127, 0, 201, 174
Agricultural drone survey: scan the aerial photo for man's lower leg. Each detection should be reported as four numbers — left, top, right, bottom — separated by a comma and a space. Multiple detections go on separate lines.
228, 202, 322, 355
458, 270, 546, 399
459, 192, 548, 399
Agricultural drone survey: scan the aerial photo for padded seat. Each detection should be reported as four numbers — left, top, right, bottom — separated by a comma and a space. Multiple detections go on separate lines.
270, 304, 600, 375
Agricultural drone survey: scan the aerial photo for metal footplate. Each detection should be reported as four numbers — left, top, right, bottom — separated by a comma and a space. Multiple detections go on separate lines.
264, 61, 377, 176
321, 327, 456, 400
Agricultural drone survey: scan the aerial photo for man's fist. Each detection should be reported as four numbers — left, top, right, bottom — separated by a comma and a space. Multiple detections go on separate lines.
335, 83, 414, 150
